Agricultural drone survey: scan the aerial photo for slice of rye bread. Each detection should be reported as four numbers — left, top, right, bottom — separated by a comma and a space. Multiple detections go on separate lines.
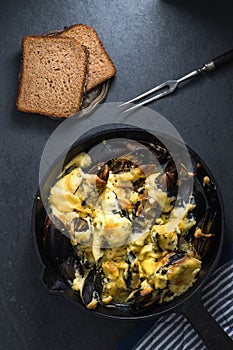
59, 24, 116, 91
16, 36, 88, 118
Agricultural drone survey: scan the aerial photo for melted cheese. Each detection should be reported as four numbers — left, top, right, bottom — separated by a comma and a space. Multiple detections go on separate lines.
48, 151, 202, 309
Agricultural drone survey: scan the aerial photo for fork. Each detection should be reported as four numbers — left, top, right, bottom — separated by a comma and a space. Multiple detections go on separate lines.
118, 49, 233, 114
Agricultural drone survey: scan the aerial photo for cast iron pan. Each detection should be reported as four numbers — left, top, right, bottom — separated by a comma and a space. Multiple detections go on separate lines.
32, 125, 233, 349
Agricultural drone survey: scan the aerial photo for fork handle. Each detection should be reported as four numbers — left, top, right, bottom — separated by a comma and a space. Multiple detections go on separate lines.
205, 49, 233, 71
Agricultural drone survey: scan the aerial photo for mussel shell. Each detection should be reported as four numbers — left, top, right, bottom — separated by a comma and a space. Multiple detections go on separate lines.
126, 288, 160, 309
81, 266, 103, 306
43, 215, 73, 265
107, 157, 135, 173
82, 268, 96, 305
152, 232, 163, 252
43, 265, 68, 292
72, 217, 89, 232
146, 142, 171, 165
133, 177, 146, 192
191, 190, 207, 223
163, 252, 187, 268
60, 255, 77, 281
96, 163, 109, 183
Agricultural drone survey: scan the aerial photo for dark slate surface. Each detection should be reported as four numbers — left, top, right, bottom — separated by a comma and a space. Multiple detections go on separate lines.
0, 1, 233, 349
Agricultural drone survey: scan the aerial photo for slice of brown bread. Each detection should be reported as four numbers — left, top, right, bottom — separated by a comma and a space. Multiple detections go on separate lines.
59, 24, 116, 91
16, 36, 88, 118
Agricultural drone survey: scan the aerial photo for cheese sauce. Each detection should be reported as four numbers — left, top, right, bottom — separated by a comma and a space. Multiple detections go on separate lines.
48, 151, 202, 309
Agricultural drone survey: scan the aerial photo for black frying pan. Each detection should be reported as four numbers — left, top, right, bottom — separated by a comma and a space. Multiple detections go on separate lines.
32, 125, 233, 349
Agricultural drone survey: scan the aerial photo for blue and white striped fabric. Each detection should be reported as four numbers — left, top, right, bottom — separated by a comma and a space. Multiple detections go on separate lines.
202, 260, 233, 339
133, 259, 233, 350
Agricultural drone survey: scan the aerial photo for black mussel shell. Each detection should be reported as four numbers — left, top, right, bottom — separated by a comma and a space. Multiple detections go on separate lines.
81, 267, 103, 306
126, 288, 160, 309
60, 255, 77, 281
43, 215, 74, 265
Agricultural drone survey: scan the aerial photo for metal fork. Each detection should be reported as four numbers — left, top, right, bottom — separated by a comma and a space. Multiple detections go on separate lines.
118, 49, 233, 114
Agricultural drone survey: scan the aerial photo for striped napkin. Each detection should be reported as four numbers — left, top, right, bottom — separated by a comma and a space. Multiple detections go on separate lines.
131, 259, 233, 350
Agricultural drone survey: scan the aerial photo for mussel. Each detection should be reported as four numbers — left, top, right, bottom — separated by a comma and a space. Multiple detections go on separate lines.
96, 163, 110, 193
152, 232, 163, 252
192, 208, 216, 258
125, 251, 140, 289
81, 266, 103, 309
161, 252, 187, 270
72, 217, 92, 244
126, 287, 160, 309
60, 255, 77, 281
146, 141, 171, 165
43, 215, 73, 265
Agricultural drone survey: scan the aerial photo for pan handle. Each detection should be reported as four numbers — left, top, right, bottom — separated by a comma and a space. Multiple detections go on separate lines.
174, 290, 233, 350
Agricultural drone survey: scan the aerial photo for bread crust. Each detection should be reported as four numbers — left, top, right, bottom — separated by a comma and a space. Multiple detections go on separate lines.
60, 24, 116, 91
16, 36, 88, 118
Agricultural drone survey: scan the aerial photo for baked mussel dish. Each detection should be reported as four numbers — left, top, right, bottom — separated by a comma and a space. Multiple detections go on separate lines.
39, 131, 217, 312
